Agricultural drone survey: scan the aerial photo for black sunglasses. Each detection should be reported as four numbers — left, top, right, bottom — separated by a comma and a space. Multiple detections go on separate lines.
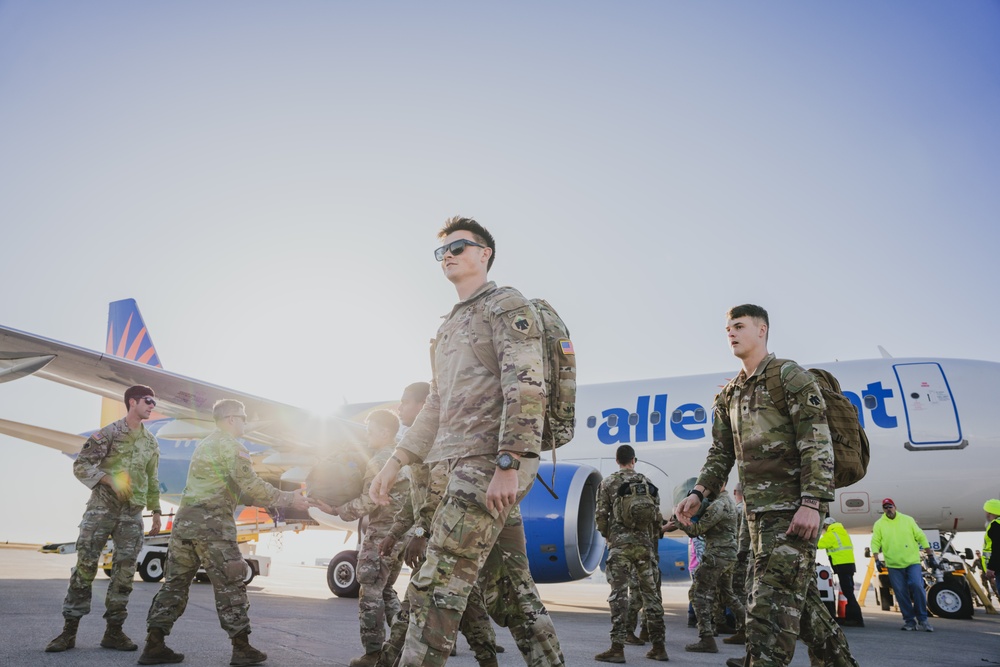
433, 239, 486, 262
142, 397, 156, 407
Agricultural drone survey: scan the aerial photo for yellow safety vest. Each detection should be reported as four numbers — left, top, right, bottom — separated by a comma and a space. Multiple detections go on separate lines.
818, 522, 855, 566
983, 517, 999, 570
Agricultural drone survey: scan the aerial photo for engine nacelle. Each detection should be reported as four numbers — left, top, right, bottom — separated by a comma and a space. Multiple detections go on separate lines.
521, 461, 605, 583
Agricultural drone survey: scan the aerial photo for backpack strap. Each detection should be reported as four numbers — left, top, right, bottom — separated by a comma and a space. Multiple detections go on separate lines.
763, 357, 792, 417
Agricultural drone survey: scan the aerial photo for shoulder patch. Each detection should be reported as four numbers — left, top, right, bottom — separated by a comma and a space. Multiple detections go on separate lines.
781, 362, 815, 395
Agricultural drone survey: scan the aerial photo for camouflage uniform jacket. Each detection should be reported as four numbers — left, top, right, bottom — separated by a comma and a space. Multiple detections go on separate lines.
73, 418, 161, 513
387, 462, 431, 541
596, 469, 661, 550
697, 353, 835, 515
398, 281, 545, 464
172, 428, 298, 541
337, 447, 409, 537
677, 490, 738, 560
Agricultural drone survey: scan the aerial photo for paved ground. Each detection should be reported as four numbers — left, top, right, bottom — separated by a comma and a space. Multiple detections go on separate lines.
2, 546, 998, 667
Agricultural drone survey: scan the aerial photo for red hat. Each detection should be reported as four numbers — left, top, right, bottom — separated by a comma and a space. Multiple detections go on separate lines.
881, 498, 895, 507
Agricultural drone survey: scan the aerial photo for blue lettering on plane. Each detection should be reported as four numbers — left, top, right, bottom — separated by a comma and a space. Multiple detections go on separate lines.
594, 381, 897, 445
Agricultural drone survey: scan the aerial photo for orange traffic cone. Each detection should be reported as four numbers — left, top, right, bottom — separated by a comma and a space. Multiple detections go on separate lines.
837, 592, 847, 619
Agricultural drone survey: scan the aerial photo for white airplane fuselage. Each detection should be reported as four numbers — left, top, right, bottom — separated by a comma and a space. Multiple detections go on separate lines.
559, 357, 999, 533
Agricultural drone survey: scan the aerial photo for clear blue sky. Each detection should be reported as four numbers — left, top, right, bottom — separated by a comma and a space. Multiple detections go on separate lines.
1, 2, 998, 546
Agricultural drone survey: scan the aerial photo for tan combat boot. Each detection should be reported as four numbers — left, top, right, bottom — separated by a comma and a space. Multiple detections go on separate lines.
230, 629, 267, 666
685, 633, 718, 653
595, 642, 626, 663
100, 623, 138, 651
624, 631, 645, 645
477, 658, 500, 667
137, 628, 184, 665
348, 651, 381, 667
646, 641, 669, 661
723, 627, 747, 644
44, 618, 80, 653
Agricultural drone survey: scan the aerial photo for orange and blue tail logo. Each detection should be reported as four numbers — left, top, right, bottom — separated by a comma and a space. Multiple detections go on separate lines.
101, 299, 162, 426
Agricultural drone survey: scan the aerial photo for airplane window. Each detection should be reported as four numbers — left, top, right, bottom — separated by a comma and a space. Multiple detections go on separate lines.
671, 410, 682, 424
863, 395, 877, 410
650, 412, 661, 425
607, 414, 618, 428
586, 416, 596, 428
694, 408, 706, 422
628, 413, 639, 426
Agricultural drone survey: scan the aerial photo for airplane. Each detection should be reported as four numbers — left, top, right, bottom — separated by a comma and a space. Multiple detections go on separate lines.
2, 300, 998, 606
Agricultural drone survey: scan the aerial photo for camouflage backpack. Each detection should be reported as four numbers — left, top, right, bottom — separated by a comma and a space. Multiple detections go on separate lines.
530, 298, 576, 451
763, 359, 870, 489
615, 479, 660, 530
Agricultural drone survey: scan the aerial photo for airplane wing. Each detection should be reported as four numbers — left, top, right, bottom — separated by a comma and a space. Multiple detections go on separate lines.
0, 418, 87, 455
0, 324, 367, 454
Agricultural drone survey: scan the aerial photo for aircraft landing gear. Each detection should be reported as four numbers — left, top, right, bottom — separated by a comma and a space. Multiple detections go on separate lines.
327, 550, 360, 598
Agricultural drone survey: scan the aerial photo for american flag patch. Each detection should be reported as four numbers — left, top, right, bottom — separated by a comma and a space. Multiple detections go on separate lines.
559, 339, 575, 355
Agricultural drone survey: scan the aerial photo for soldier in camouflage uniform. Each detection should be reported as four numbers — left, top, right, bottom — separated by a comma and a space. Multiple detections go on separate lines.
140, 399, 327, 666
379, 459, 500, 667
369, 217, 564, 667
665, 481, 744, 653
334, 409, 411, 667
46, 385, 163, 654
594, 444, 668, 663
674, 304, 858, 667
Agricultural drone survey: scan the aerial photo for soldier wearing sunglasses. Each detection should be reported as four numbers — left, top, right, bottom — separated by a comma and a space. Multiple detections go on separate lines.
46, 385, 163, 654
370, 217, 564, 667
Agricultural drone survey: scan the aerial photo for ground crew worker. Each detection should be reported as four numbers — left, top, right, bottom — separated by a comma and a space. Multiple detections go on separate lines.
46, 385, 163, 654
870, 498, 935, 632
981, 499, 1000, 599
369, 217, 564, 666
140, 399, 328, 666
818, 517, 864, 626
594, 444, 669, 663
332, 409, 410, 667
674, 304, 858, 667
665, 480, 743, 654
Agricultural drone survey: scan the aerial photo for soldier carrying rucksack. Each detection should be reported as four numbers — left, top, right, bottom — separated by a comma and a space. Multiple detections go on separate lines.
595, 445, 669, 663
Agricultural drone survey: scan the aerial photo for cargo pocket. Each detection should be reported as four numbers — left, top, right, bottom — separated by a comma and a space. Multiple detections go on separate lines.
420, 583, 472, 652
223, 557, 248, 583
357, 549, 380, 586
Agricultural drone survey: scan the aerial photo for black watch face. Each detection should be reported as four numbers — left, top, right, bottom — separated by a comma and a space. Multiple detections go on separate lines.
498, 453, 513, 469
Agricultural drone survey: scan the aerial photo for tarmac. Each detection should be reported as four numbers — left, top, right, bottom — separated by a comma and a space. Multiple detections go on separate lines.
2, 545, 998, 667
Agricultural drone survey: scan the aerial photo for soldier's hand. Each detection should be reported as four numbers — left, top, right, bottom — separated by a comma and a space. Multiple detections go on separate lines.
674, 495, 702, 526
369, 460, 402, 506
404, 535, 427, 569
379, 534, 398, 558
309, 498, 333, 514
148, 513, 162, 536
486, 469, 518, 514
786, 505, 821, 540
987, 569, 996, 582
662, 518, 678, 533
289, 495, 312, 512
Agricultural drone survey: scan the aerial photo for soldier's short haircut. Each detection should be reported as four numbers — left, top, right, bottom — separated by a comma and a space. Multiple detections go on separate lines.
401, 381, 430, 404
438, 216, 496, 271
615, 444, 636, 465
366, 408, 400, 434
727, 304, 769, 329
213, 399, 246, 422
124, 385, 155, 410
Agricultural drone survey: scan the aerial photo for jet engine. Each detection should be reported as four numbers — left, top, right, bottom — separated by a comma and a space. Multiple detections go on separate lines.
521, 461, 605, 583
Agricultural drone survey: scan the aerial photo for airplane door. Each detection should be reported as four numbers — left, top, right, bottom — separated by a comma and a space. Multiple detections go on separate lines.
893, 362, 967, 450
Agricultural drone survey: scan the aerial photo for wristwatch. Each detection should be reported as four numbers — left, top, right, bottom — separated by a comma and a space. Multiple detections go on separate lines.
413, 527, 427, 538
496, 452, 521, 471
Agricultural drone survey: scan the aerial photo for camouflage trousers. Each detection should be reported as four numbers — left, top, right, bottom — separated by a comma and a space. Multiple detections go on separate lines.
146, 537, 250, 638
745, 512, 858, 667
358, 531, 406, 653
480, 506, 564, 666
690, 550, 744, 637
606, 543, 665, 644
626, 562, 644, 633
733, 552, 752, 609
62, 494, 144, 623
398, 454, 561, 666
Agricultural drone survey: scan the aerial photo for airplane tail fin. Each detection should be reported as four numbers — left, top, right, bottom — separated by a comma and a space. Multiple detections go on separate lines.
100, 299, 163, 426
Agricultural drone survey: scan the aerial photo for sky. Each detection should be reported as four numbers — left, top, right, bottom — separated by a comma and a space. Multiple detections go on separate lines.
1, 2, 998, 556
